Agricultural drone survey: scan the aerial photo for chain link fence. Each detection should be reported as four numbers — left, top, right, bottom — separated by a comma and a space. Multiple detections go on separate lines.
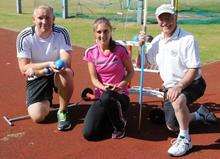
18, 0, 220, 24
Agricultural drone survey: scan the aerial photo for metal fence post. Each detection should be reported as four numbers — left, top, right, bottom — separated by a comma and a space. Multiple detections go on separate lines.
62, 0, 68, 19
137, 0, 143, 25
16, 0, 22, 14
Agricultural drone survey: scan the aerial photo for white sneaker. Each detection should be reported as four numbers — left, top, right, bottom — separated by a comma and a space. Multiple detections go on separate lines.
196, 105, 217, 123
167, 137, 192, 156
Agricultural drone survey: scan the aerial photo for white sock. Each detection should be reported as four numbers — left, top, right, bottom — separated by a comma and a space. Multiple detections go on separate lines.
178, 129, 190, 140
194, 112, 203, 121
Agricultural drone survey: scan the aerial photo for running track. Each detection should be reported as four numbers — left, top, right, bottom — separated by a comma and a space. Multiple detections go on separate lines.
0, 28, 219, 159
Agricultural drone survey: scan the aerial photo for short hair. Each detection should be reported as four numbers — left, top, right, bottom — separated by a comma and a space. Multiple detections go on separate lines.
33, 5, 54, 18
146, 35, 153, 43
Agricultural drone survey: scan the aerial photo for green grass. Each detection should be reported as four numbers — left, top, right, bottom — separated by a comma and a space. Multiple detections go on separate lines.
0, 0, 220, 64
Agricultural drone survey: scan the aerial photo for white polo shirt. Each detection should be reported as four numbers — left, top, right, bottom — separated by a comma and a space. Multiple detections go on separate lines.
16, 25, 72, 63
146, 27, 201, 88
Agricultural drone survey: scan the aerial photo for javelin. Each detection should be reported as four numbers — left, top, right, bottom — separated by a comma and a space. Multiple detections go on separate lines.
138, 0, 148, 131
142, 0, 148, 33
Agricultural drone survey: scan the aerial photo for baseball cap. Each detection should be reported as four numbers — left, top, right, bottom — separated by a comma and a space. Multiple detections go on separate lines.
155, 4, 175, 17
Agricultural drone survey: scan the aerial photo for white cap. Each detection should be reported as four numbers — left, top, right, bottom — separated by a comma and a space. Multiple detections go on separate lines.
155, 4, 175, 17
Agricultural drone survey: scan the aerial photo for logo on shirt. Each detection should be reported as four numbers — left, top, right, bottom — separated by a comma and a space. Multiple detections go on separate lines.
170, 50, 178, 57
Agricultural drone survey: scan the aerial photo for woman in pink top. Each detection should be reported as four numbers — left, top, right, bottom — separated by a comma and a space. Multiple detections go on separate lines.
83, 17, 134, 140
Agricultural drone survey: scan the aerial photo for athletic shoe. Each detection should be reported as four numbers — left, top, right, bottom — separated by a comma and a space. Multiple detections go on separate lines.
196, 105, 217, 123
57, 110, 71, 131
112, 119, 127, 139
168, 136, 192, 156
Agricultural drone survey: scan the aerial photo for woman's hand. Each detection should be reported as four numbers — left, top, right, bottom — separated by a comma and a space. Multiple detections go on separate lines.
103, 83, 122, 92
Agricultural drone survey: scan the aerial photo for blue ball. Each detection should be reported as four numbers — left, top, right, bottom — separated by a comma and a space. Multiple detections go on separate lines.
55, 59, 65, 70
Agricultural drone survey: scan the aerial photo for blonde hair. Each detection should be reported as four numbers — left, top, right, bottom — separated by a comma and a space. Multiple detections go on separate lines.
33, 5, 54, 18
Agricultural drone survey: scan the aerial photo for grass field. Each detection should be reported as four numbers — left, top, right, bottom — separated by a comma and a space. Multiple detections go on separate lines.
0, 0, 220, 63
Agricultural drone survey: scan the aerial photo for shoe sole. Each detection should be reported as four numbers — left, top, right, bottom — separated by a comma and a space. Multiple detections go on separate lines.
57, 124, 72, 131
112, 120, 127, 139
199, 106, 217, 123
112, 131, 125, 139
168, 145, 193, 157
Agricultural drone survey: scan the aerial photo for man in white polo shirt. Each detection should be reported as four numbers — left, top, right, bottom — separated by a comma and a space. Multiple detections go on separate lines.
137, 3, 217, 157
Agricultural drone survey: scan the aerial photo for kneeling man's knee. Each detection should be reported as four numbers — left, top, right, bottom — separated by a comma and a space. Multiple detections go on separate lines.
28, 101, 50, 123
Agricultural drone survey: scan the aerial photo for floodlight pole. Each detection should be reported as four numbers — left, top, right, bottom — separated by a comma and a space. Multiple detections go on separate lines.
16, 0, 22, 14
62, 0, 68, 19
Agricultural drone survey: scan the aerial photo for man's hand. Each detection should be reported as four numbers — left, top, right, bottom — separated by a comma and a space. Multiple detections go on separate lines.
167, 84, 183, 102
138, 31, 146, 46
24, 67, 35, 77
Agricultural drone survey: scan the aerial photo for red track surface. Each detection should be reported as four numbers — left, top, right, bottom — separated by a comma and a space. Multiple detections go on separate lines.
0, 28, 219, 159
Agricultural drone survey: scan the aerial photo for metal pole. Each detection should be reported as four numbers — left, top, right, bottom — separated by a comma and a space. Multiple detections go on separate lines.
16, 0, 22, 14
3, 88, 94, 126
138, 44, 146, 130
171, 0, 178, 16
142, 0, 147, 33
138, 0, 148, 130
175, 0, 179, 17
62, 0, 68, 19
3, 103, 79, 126
136, 0, 143, 25
126, 0, 131, 9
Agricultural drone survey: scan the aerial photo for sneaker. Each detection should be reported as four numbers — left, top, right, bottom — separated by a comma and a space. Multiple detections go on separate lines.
57, 110, 71, 131
196, 105, 217, 123
112, 119, 127, 139
168, 136, 192, 156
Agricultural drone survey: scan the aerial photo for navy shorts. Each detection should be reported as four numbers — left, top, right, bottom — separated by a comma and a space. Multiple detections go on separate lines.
26, 75, 56, 107
163, 77, 206, 127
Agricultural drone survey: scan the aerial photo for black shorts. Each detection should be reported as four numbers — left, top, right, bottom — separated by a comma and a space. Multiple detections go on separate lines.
163, 77, 206, 127
26, 75, 56, 107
